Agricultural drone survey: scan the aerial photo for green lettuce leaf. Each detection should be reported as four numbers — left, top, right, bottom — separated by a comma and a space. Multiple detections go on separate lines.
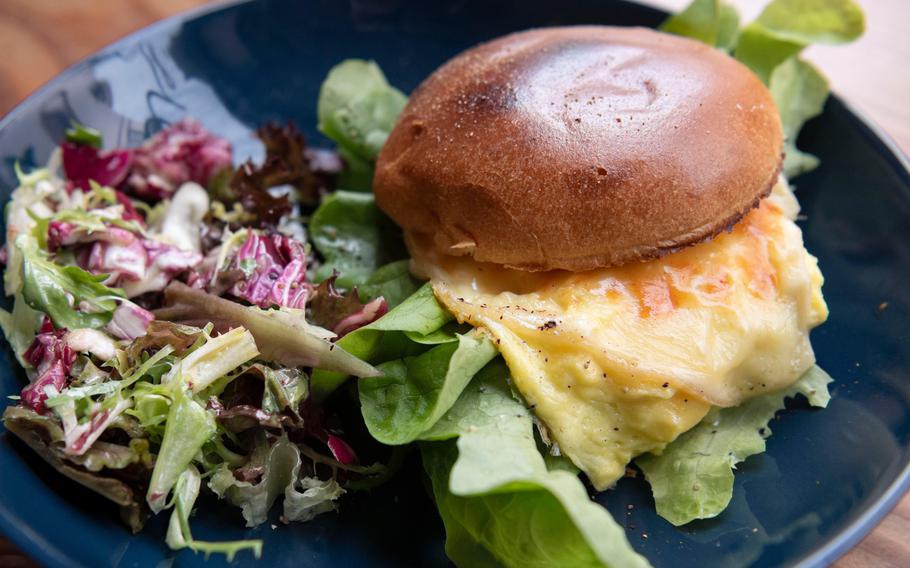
421, 362, 648, 568
65, 121, 103, 148
733, 0, 864, 83
16, 235, 125, 329
317, 59, 408, 189
665, 0, 863, 177
283, 476, 345, 523
0, 294, 42, 367
311, 283, 453, 399
358, 260, 421, 308
166, 465, 263, 560
209, 435, 343, 527
309, 191, 407, 288
360, 331, 498, 445
420, 359, 521, 441
147, 385, 217, 513
157, 282, 379, 379
163, 326, 259, 393
660, 0, 740, 50
637, 365, 832, 526
770, 57, 829, 177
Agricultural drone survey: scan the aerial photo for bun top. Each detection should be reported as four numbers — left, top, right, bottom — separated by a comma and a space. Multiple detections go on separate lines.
374, 26, 784, 271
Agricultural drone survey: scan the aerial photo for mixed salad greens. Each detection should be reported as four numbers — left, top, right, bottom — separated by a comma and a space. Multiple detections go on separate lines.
0, 0, 862, 565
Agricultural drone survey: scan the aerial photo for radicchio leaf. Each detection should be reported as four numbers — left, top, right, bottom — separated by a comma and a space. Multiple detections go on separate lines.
228, 232, 309, 309
105, 301, 154, 340
126, 118, 233, 200
62, 143, 133, 192
21, 319, 76, 413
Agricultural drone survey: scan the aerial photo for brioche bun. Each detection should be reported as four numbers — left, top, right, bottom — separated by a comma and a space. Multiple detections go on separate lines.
374, 26, 783, 271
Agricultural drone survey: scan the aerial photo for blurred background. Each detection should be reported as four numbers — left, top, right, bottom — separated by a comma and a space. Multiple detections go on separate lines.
0, 1, 907, 567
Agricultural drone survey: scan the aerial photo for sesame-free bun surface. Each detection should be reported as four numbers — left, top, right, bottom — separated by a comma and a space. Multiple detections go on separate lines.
374, 26, 784, 271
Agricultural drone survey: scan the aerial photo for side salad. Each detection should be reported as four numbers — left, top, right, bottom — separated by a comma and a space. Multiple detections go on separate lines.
0, 0, 862, 565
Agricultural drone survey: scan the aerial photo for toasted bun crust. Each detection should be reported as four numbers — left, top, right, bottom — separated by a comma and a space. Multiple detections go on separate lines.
374, 26, 783, 271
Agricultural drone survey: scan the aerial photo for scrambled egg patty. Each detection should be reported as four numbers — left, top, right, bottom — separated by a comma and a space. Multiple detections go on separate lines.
410, 180, 828, 489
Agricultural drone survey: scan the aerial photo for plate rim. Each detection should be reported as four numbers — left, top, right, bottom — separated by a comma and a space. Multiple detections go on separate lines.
0, 1, 909, 567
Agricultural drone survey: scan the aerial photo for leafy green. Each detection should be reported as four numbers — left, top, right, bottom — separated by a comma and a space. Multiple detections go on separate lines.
770, 57, 829, 176
660, 0, 740, 50
317, 59, 407, 189
257, 365, 308, 415
734, 0, 864, 83
147, 385, 217, 513
209, 435, 343, 527
421, 363, 648, 568
68, 439, 152, 472
309, 191, 407, 288
419, 359, 517, 441
0, 294, 42, 366
360, 331, 498, 445
310, 283, 453, 400
163, 327, 259, 393
16, 235, 125, 329
358, 260, 422, 308
157, 282, 379, 378
665, 0, 864, 177
637, 365, 832, 526
166, 466, 263, 560
283, 476, 345, 522
2, 405, 150, 532
65, 122, 103, 148
336, 149, 374, 193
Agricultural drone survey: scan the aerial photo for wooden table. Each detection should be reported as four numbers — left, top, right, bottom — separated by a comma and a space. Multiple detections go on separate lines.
0, 1, 907, 566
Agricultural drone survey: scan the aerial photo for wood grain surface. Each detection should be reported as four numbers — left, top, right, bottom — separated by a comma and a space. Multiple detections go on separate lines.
0, 1, 908, 567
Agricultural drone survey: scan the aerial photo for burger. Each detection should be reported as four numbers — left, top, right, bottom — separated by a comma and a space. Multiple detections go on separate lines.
373, 26, 828, 491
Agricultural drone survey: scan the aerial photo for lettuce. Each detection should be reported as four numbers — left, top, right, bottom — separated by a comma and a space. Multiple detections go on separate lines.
770, 57, 830, 176
636, 366, 832, 526
3, 405, 151, 532
734, 0, 864, 82
156, 282, 378, 378
0, 294, 42, 366
65, 122, 103, 148
147, 385, 217, 513
360, 331, 498, 445
358, 260, 421, 308
163, 326, 259, 393
421, 361, 649, 568
17, 235, 126, 329
309, 191, 407, 288
660, 0, 739, 50
208, 435, 343, 527
310, 283, 452, 399
317, 59, 407, 190
664, 0, 864, 177
166, 465, 263, 560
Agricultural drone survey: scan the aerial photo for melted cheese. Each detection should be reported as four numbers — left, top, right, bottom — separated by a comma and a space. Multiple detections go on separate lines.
410, 180, 828, 489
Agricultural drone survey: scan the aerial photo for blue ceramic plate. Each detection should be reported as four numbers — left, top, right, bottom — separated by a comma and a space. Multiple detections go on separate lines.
1, 1, 909, 567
